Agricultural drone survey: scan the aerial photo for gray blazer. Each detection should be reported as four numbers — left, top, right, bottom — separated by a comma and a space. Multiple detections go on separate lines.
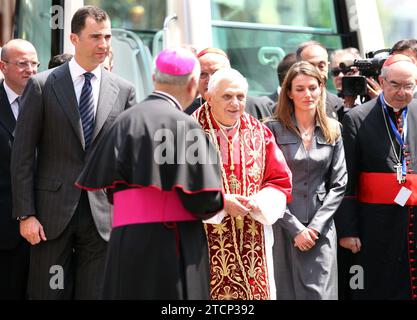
266, 118, 347, 299
266, 119, 347, 237
11, 62, 136, 241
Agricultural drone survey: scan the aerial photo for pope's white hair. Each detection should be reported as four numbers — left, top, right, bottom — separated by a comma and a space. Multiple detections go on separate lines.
207, 68, 248, 94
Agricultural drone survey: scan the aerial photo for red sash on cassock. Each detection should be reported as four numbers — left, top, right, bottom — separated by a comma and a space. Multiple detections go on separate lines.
358, 172, 417, 205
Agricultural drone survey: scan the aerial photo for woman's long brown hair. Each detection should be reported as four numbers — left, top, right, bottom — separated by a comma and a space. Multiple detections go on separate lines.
272, 61, 340, 144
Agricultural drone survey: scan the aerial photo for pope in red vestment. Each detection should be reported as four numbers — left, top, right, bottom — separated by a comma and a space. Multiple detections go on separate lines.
193, 68, 292, 300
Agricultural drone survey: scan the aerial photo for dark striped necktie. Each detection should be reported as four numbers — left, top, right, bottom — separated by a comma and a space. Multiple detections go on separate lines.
79, 72, 95, 149
15, 96, 22, 114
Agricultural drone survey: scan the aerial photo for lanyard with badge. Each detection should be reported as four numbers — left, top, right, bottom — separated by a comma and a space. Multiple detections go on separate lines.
380, 93, 412, 206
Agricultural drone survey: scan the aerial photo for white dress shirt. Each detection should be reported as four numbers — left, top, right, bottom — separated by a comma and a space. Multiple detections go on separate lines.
3, 81, 20, 120
68, 58, 101, 118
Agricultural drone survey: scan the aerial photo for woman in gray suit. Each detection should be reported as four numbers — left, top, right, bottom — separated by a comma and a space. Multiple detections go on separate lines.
265, 61, 347, 299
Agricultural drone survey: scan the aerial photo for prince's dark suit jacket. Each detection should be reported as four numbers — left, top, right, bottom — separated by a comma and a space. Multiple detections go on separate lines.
10, 62, 136, 241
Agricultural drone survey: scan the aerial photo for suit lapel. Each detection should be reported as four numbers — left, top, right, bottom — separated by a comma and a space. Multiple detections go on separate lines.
92, 69, 120, 142
0, 81, 16, 137
51, 63, 84, 147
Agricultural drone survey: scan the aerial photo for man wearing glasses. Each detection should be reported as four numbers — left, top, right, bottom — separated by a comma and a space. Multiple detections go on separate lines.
330, 48, 362, 94
0, 39, 39, 299
330, 48, 383, 121
336, 54, 417, 299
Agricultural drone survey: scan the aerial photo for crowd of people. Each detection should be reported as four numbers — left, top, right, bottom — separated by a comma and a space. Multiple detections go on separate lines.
1, 4, 417, 300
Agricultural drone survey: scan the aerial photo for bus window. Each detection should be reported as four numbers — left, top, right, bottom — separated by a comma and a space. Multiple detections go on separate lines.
211, 0, 342, 95
110, 29, 154, 102
15, 0, 53, 72
85, 0, 166, 53
212, 0, 336, 31
212, 26, 342, 95
13, 0, 384, 100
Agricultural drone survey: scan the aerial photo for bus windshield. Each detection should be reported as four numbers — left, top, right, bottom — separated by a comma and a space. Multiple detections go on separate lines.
86, 0, 166, 52
211, 0, 336, 31
14, 0, 53, 72
15, 0, 354, 96
86, 0, 342, 95
211, 0, 341, 94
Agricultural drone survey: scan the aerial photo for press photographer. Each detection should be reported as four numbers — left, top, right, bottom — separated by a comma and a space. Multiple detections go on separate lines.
330, 48, 385, 119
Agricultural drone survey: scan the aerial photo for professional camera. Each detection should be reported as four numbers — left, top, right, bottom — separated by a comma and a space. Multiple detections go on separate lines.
341, 49, 391, 98
352, 49, 391, 79
341, 76, 367, 97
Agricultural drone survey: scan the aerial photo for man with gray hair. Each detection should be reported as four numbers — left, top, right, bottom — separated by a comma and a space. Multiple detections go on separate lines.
76, 48, 224, 299
336, 54, 417, 299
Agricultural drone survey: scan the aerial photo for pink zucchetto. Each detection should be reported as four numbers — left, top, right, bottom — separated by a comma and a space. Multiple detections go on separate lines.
155, 48, 197, 76
382, 54, 413, 68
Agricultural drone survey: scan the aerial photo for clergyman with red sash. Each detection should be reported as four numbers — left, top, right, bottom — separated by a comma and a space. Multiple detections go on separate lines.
336, 54, 417, 299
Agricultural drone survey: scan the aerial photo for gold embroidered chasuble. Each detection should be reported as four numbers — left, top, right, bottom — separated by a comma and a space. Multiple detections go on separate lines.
194, 103, 271, 300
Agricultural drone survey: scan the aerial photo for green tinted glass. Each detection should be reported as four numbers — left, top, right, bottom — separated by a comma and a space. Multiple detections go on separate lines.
16, 0, 53, 72
212, 26, 342, 96
210, 0, 341, 95
85, 0, 166, 31
211, 0, 336, 31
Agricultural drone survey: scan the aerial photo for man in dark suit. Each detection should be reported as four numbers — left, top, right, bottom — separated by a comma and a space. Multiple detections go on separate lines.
296, 40, 344, 121
184, 47, 274, 120
11, 6, 136, 299
0, 39, 39, 299
265, 52, 297, 111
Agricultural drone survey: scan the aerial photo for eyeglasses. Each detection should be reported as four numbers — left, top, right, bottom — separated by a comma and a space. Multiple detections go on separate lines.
200, 71, 218, 80
3, 60, 40, 69
310, 61, 328, 71
331, 68, 356, 77
200, 68, 221, 80
384, 78, 415, 92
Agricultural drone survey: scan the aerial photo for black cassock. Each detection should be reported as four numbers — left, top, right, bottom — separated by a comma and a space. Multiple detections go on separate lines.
336, 96, 417, 299
76, 92, 224, 299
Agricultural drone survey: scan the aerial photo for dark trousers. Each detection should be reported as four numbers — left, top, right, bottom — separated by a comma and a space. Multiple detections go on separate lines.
337, 246, 354, 300
0, 240, 30, 300
27, 192, 107, 299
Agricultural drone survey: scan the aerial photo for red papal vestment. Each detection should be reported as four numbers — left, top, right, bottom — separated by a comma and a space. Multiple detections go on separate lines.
194, 103, 292, 300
